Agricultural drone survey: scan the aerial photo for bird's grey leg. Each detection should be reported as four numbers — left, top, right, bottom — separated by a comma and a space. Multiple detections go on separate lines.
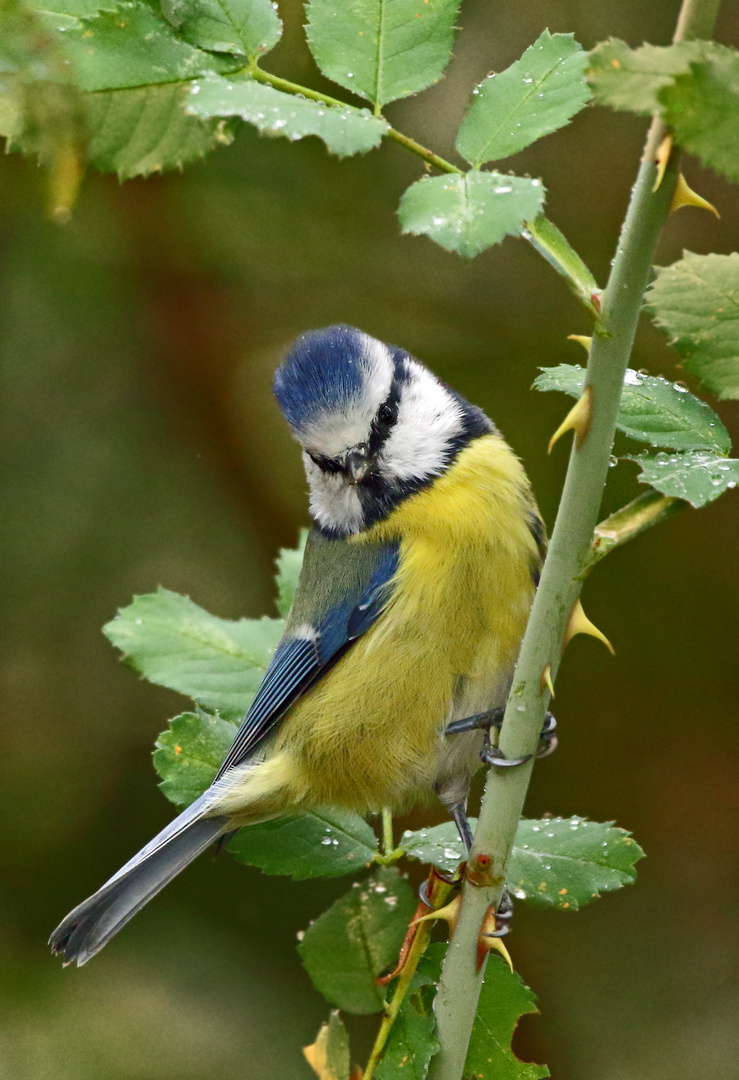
445, 709, 557, 767
449, 801, 474, 853
433, 777, 475, 852
435, 795, 515, 934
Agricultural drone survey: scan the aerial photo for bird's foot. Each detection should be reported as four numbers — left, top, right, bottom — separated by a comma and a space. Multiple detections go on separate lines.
445, 709, 557, 768
484, 890, 514, 937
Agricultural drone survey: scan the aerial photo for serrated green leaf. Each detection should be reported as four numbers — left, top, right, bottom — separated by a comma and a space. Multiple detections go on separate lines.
299, 867, 416, 1014
167, 0, 281, 58
507, 817, 644, 910
154, 710, 237, 806
375, 981, 438, 1080
305, 0, 460, 108
324, 1011, 351, 1080
305, 1012, 351, 1080
34, 9, 78, 31
660, 50, 739, 185
188, 74, 387, 156
457, 31, 589, 167
62, 1, 225, 91
535, 364, 731, 453
2, 0, 224, 183
586, 38, 710, 115
401, 816, 644, 910
627, 450, 739, 509
103, 587, 284, 719
400, 822, 465, 876
398, 171, 545, 259
644, 253, 739, 401
467, 955, 548, 1080
86, 83, 234, 178
228, 805, 379, 879
275, 529, 308, 618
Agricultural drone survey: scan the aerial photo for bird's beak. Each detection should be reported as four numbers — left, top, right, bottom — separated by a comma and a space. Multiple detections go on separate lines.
344, 443, 375, 484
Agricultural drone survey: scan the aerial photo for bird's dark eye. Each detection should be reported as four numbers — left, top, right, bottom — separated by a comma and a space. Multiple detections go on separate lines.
378, 402, 398, 426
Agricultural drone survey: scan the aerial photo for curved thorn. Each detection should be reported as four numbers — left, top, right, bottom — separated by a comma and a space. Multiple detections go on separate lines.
540, 663, 556, 698
652, 133, 673, 191
669, 174, 720, 217
563, 599, 615, 654
548, 385, 593, 454
567, 333, 592, 352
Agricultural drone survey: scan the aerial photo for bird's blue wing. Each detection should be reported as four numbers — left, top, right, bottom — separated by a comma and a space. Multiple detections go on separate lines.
214, 540, 399, 779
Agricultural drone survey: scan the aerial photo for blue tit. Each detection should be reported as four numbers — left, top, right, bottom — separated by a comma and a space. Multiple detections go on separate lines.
50, 324, 545, 966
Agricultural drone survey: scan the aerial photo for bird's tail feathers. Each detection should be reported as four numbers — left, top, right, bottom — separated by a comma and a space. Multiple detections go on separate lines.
49, 794, 229, 966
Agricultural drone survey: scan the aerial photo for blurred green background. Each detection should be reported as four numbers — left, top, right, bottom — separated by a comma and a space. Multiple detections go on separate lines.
2, 1, 739, 1077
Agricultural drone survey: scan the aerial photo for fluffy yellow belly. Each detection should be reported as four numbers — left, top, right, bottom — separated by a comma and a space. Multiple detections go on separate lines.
213, 434, 541, 823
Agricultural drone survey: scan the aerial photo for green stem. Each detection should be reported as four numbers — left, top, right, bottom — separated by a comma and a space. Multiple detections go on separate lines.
253, 64, 462, 175
250, 65, 353, 109
254, 65, 462, 174
586, 491, 686, 571
674, 0, 722, 39
382, 807, 394, 857
253, 61, 462, 174
426, 0, 722, 1074
384, 127, 461, 174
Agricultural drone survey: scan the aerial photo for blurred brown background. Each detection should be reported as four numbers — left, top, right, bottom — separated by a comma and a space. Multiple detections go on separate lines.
2, 1, 738, 1077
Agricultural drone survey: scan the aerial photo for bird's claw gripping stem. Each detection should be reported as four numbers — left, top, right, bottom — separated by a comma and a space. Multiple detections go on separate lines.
484, 890, 514, 938
445, 708, 557, 768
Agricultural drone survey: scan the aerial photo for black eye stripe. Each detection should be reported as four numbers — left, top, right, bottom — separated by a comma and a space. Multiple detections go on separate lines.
306, 378, 403, 477
368, 383, 401, 455
307, 451, 342, 474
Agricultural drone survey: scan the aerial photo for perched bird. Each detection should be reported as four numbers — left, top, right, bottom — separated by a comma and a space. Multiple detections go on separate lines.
50, 324, 546, 966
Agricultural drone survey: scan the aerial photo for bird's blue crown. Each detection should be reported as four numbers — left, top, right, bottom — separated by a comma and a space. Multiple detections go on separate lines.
274, 325, 371, 432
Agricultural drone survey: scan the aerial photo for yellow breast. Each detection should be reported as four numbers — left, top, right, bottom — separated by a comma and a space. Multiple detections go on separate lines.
222, 434, 541, 823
